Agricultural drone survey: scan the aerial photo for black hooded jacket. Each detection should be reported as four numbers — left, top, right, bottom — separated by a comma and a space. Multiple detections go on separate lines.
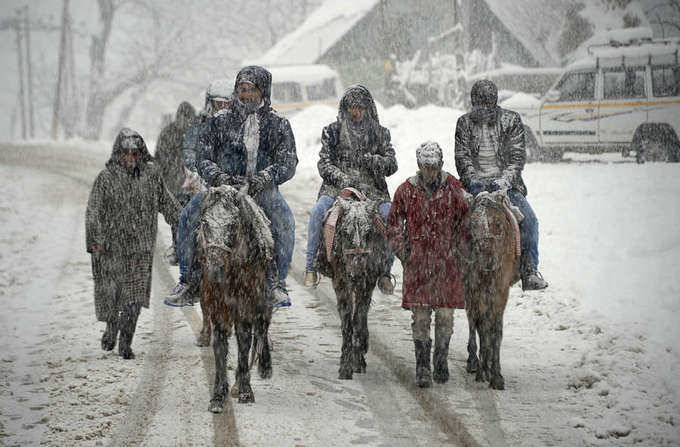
317, 85, 397, 203
197, 66, 297, 188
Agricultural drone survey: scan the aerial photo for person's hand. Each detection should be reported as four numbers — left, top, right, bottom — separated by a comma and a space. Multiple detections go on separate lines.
247, 171, 272, 196
337, 174, 353, 190
490, 178, 511, 192
217, 173, 246, 187
91, 245, 104, 253
362, 154, 378, 168
467, 181, 484, 196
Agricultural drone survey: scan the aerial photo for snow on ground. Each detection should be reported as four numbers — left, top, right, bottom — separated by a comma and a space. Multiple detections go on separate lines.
0, 102, 679, 445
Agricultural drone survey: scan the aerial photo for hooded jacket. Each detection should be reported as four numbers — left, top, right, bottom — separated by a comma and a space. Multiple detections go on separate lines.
317, 85, 397, 203
197, 66, 297, 189
86, 128, 181, 320
155, 101, 196, 196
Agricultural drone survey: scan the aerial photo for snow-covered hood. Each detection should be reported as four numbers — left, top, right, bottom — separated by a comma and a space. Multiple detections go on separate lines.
107, 127, 153, 170
233, 65, 272, 110
175, 101, 196, 131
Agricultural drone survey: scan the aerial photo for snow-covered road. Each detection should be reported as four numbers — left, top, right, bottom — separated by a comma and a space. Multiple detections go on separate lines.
1, 104, 679, 447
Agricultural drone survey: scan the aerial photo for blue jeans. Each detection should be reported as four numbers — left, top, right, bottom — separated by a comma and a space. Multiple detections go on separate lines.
305, 195, 394, 274
177, 187, 295, 289
506, 189, 540, 272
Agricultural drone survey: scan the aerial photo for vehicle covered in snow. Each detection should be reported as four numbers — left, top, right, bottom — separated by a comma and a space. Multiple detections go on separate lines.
515, 27, 680, 162
265, 64, 343, 115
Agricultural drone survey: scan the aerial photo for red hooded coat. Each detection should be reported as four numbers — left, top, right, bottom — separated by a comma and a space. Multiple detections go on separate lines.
387, 172, 469, 309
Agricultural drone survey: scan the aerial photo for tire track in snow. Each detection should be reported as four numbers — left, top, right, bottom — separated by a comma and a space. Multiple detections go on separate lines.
0, 144, 240, 447
285, 189, 506, 447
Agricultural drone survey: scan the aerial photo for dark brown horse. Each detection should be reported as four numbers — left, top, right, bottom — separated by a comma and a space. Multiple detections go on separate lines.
464, 190, 522, 390
197, 185, 275, 411
317, 190, 389, 380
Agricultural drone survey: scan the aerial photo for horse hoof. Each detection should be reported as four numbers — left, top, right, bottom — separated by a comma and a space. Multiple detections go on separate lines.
230, 384, 239, 398
490, 376, 505, 390
258, 365, 272, 379
208, 399, 224, 413
238, 391, 255, 403
466, 358, 479, 374
196, 334, 211, 347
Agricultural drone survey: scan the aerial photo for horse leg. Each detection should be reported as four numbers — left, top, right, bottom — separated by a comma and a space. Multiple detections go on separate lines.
196, 294, 212, 347
488, 317, 505, 390
235, 320, 255, 403
255, 307, 273, 379
352, 295, 370, 374
337, 291, 353, 380
466, 311, 479, 374
476, 319, 491, 384
209, 322, 229, 413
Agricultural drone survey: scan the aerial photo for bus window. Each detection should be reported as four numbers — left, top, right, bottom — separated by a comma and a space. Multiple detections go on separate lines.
272, 82, 302, 103
603, 67, 645, 99
555, 71, 596, 101
306, 78, 337, 101
651, 65, 680, 97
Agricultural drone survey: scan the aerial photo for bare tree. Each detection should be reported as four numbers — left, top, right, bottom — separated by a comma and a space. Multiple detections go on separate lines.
647, 0, 680, 36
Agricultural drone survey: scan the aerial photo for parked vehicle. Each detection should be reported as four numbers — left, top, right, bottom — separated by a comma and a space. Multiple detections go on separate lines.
266, 64, 343, 114
516, 28, 680, 163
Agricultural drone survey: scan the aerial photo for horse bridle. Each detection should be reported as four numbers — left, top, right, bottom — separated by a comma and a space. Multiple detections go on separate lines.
341, 214, 387, 257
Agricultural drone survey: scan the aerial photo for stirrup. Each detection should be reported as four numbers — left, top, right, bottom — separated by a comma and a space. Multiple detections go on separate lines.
304, 270, 321, 288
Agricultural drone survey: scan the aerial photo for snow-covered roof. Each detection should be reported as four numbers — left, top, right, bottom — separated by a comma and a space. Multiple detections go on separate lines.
483, 0, 570, 67
249, 0, 379, 66
268, 64, 340, 84
568, 38, 680, 70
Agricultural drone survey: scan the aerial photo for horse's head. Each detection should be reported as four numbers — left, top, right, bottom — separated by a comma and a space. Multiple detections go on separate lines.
334, 198, 386, 281
468, 191, 515, 272
197, 185, 242, 282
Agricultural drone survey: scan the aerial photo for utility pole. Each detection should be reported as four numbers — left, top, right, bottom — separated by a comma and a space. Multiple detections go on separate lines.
52, 0, 69, 139
15, 9, 26, 140
24, 5, 34, 138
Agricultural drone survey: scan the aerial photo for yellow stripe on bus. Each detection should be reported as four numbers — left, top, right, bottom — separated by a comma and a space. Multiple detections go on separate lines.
274, 100, 339, 111
542, 99, 680, 109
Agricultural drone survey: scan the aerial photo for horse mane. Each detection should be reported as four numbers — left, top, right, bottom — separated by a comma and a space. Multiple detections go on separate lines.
198, 185, 275, 323
236, 190, 275, 266
317, 198, 386, 278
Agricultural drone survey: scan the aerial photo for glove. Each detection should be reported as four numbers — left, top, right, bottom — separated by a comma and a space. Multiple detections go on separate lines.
490, 178, 511, 192
337, 174, 353, 190
362, 154, 378, 169
467, 181, 484, 196
216, 173, 246, 187
247, 171, 273, 196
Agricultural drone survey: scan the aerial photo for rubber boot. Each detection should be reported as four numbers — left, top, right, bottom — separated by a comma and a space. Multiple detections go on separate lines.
101, 313, 119, 351
432, 337, 450, 384
414, 339, 432, 388
118, 304, 141, 360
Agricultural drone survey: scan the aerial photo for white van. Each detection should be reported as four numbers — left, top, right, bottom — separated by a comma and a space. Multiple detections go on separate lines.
519, 28, 680, 163
265, 64, 343, 114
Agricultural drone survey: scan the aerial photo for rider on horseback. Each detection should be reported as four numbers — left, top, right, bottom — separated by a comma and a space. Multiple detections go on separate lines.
166, 66, 298, 308
166, 79, 233, 306
454, 79, 548, 291
303, 85, 397, 294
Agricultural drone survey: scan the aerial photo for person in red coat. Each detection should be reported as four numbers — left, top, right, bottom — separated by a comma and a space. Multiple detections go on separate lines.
387, 141, 470, 387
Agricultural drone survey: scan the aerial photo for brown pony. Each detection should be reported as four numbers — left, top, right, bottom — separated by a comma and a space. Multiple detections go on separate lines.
197, 185, 275, 411
317, 191, 389, 380
464, 190, 522, 390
